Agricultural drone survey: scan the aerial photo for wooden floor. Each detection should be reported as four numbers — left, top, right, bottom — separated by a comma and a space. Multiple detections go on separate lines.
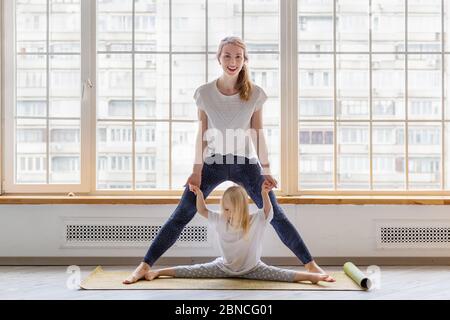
1, 265, 449, 300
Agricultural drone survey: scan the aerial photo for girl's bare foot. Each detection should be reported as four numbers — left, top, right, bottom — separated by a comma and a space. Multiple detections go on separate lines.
305, 260, 336, 282
308, 273, 333, 284
123, 262, 151, 284
144, 270, 159, 281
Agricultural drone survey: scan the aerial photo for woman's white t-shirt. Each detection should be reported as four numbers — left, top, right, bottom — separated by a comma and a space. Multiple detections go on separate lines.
208, 207, 274, 276
194, 79, 268, 159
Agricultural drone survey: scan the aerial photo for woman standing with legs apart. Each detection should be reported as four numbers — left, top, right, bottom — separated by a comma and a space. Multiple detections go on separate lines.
124, 36, 335, 284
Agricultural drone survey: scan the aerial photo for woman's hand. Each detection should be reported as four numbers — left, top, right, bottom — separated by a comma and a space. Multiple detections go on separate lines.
263, 174, 278, 189
261, 180, 274, 194
184, 172, 201, 189
190, 184, 204, 197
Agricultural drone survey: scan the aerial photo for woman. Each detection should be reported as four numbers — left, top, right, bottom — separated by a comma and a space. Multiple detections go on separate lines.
124, 36, 334, 284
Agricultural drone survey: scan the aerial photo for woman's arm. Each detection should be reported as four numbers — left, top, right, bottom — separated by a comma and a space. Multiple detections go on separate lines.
250, 109, 271, 174
185, 110, 208, 188
251, 109, 278, 188
193, 110, 209, 174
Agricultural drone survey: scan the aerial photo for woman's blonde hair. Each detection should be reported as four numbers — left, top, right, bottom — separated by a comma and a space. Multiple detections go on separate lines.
220, 185, 250, 236
216, 36, 253, 101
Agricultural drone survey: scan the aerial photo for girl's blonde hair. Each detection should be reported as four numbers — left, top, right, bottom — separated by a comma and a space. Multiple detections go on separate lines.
220, 185, 250, 236
216, 36, 253, 102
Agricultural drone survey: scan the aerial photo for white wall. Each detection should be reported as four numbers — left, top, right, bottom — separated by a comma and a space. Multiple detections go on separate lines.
0, 204, 449, 260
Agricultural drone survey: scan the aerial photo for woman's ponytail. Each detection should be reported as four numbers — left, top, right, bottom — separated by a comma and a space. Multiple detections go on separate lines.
217, 36, 253, 102
236, 63, 253, 101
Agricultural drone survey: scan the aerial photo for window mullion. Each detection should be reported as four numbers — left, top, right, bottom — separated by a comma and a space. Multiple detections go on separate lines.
169, 0, 173, 190
0, 0, 3, 194
405, 0, 409, 190
291, 0, 299, 196
369, 0, 373, 191
46, 0, 50, 184
132, 0, 136, 190
78, 0, 93, 193
88, 0, 97, 194
278, 0, 297, 196
242, 0, 244, 41
205, 0, 208, 82
333, 0, 337, 191
3, 0, 15, 192
441, 0, 445, 190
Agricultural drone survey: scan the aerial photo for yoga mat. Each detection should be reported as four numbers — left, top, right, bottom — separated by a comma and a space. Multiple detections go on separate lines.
343, 262, 372, 290
80, 266, 364, 291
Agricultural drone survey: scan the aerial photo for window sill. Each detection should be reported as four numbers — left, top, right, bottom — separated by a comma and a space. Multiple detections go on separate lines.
1, 195, 450, 205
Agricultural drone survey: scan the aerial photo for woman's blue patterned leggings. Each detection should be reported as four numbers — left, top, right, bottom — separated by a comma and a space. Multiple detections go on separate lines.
143, 154, 313, 266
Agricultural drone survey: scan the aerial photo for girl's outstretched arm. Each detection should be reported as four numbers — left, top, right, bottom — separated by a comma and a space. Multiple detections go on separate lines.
190, 184, 209, 218
261, 181, 273, 219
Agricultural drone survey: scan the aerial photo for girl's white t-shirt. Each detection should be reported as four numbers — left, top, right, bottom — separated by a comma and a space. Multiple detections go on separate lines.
208, 207, 274, 275
194, 79, 268, 159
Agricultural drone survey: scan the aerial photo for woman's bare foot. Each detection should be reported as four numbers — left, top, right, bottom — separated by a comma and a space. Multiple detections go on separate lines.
123, 262, 151, 284
144, 270, 159, 281
305, 260, 336, 282
308, 273, 333, 284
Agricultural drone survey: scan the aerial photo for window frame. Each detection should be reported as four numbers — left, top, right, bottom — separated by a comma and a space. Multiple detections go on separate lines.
0, 0, 3, 195
296, 0, 450, 196
90, 0, 285, 196
2, 0, 92, 193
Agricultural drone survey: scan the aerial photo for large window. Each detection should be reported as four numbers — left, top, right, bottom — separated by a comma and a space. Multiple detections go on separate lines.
4, 0, 84, 193
298, 0, 450, 193
3, 0, 280, 194
3, 0, 450, 195
95, 0, 279, 191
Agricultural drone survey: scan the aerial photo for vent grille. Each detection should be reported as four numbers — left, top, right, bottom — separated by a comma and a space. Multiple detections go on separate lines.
381, 227, 450, 244
66, 225, 208, 243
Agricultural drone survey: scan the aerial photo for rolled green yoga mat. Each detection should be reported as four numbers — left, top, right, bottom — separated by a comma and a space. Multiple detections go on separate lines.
343, 262, 372, 290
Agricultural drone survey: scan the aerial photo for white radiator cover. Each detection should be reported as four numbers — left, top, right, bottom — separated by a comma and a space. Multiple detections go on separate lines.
376, 221, 450, 249
1, 204, 450, 258
63, 223, 210, 248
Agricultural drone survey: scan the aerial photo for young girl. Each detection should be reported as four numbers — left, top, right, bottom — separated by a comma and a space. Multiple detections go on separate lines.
142, 182, 333, 285
124, 36, 333, 284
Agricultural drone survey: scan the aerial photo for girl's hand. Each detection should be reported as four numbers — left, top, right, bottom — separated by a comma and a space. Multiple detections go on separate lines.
261, 180, 274, 194
184, 172, 201, 189
263, 175, 278, 189
190, 184, 203, 196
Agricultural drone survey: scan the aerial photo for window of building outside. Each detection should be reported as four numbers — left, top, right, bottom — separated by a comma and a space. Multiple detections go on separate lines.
298, 0, 450, 193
